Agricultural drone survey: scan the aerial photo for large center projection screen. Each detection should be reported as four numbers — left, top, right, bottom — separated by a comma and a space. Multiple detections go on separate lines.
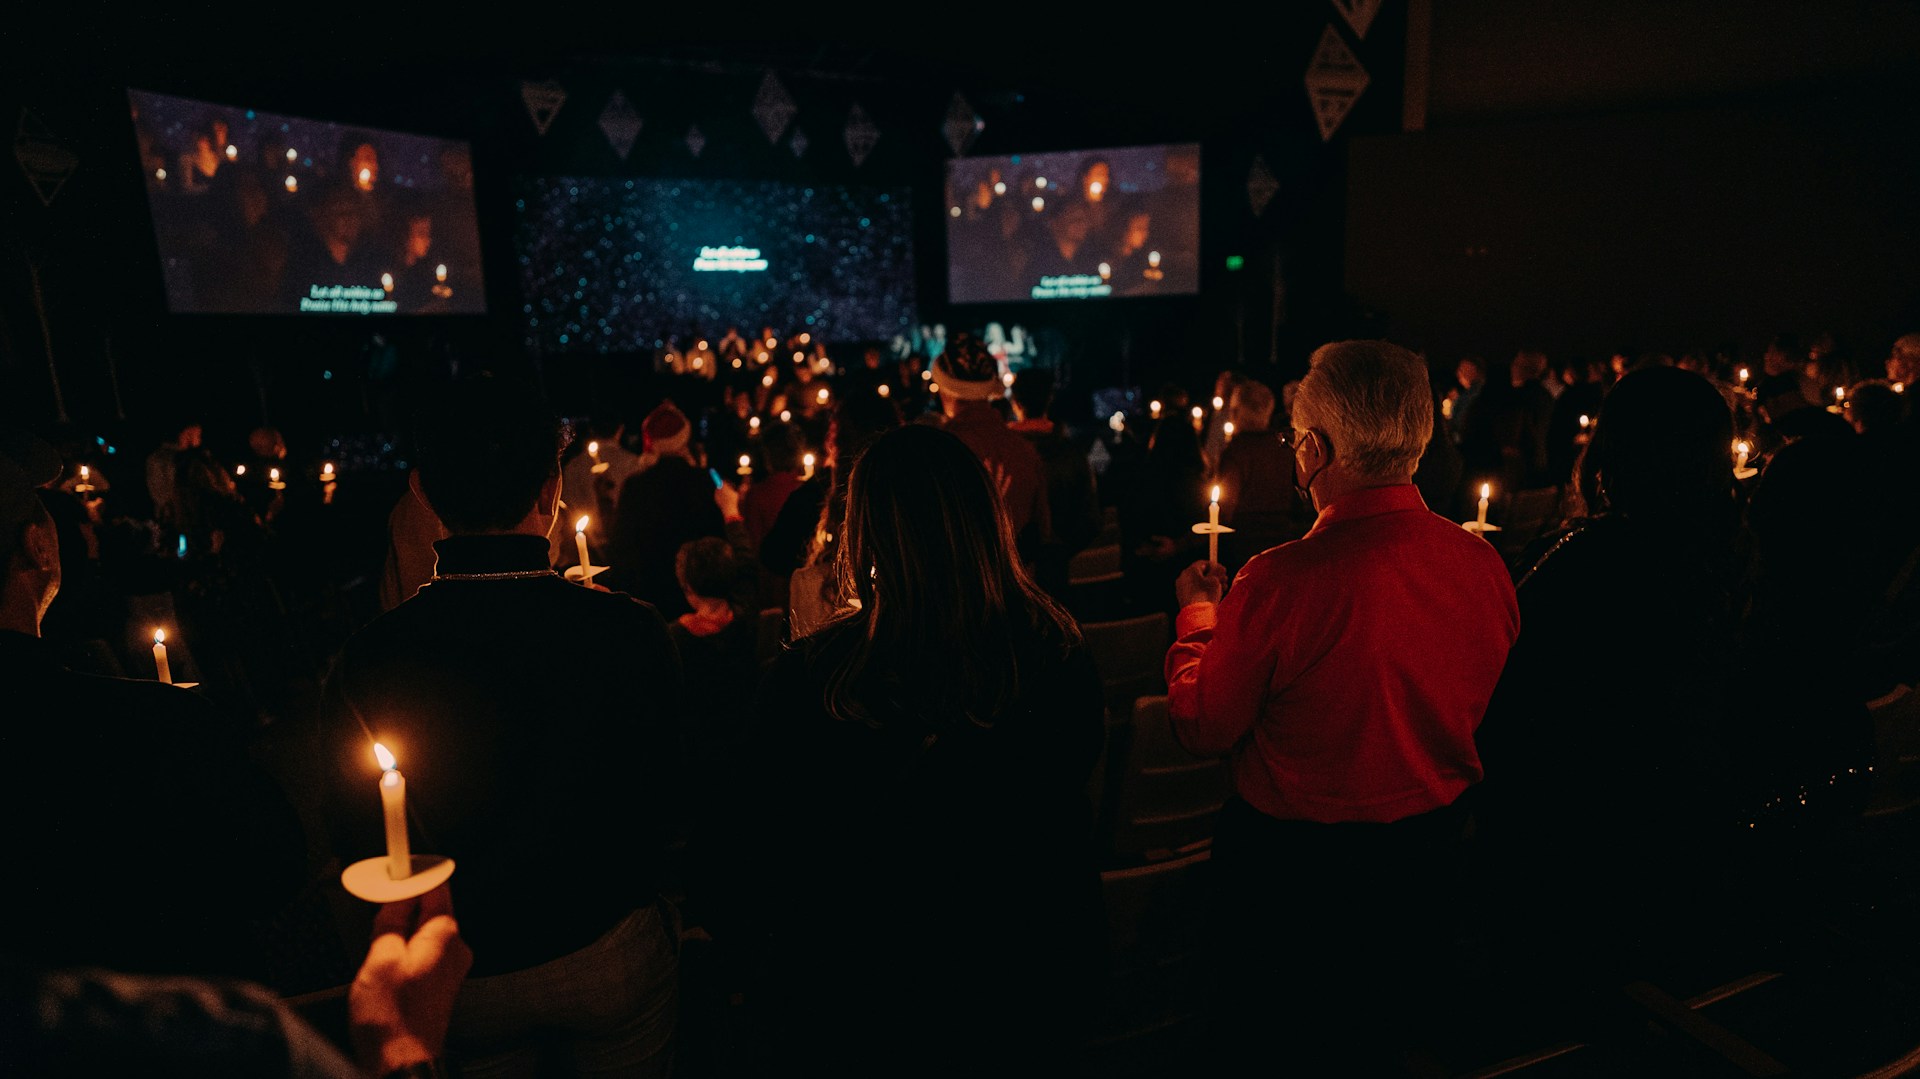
946, 143, 1201, 303
514, 178, 916, 354
128, 88, 486, 315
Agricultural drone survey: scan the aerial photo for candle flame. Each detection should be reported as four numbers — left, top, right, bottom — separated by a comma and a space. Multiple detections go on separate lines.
153, 628, 165, 644
373, 742, 396, 772
574, 516, 590, 535
1480, 483, 1491, 499
269, 468, 281, 482
1211, 484, 1221, 503
803, 453, 816, 467
1212, 396, 1224, 410
1223, 421, 1235, 437
749, 416, 761, 429
1835, 387, 1846, 401
1191, 406, 1204, 421
817, 388, 830, 403
738, 454, 751, 468
236, 464, 246, 476
1578, 414, 1590, 427
79, 465, 89, 479
587, 441, 599, 456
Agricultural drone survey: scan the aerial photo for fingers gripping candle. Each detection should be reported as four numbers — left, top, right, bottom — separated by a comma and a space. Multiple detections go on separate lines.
373, 743, 411, 880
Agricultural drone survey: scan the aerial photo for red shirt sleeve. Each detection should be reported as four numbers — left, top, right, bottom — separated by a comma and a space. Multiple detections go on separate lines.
1165, 564, 1283, 757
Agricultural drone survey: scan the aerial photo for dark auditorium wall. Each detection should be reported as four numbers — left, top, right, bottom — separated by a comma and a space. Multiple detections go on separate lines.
1345, 0, 1920, 367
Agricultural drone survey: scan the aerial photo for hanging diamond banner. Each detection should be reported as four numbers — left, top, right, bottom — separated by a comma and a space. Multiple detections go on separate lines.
521, 80, 567, 136
685, 124, 706, 159
788, 128, 808, 158
15, 109, 77, 207
844, 102, 879, 168
942, 92, 983, 156
1304, 24, 1369, 142
1330, 0, 1383, 40
1247, 155, 1279, 217
598, 91, 642, 160
752, 70, 797, 145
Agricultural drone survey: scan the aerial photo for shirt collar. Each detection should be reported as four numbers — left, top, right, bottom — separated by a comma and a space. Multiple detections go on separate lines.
430, 533, 555, 577
1306, 483, 1429, 535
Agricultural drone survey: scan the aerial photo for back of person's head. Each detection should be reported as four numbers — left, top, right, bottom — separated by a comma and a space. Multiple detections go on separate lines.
1889, 332, 1920, 384
1295, 340, 1432, 481
759, 421, 802, 474
825, 423, 1077, 729
1848, 381, 1903, 435
1228, 380, 1276, 431
1009, 369, 1057, 420
415, 377, 563, 534
675, 536, 739, 602
1, 428, 61, 570
1577, 366, 1732, 527
1511, 349, 1549, 384
247, 426, 285, 460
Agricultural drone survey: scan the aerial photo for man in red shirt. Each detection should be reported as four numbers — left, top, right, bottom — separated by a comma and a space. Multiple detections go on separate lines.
1165, 339, 1518, 1070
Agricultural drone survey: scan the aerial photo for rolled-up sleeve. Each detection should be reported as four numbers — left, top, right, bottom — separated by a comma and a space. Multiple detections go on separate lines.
1165, 569, 1280, 757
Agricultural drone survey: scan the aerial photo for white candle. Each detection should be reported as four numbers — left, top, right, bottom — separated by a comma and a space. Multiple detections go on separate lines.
373, 742, 411, 881
1149, 399, 1162, 420
1578, 415, 1590, 430
1223, 421, 1235, 442
1734, 440, 1751, 473
1191, 406, 1204, 433
1738, 367, 1750, 387
151, 628, 172, 684
802, 453, 816, 481
587, 440, 600, 465
1476, 483, 1491, 531
737, 453, 752, 477
321, 462, 336, 483
574, 515, 592, 582
1208, 485, 1221, 565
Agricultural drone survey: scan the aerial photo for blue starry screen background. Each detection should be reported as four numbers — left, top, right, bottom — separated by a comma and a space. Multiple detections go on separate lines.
514, 177, 917, 354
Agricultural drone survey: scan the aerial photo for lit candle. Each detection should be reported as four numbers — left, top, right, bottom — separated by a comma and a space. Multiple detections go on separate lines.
268, 467, 285, 490
749, 417, 761, 434
738, 453, 752, 477
780, 409, 792, 423
76, 465, 92, 493
151, 628, 172, 684
1191, 405, 1204, 432
1895, 382, 1906, 394
1150, 400, 1162, 420
1476, 483, 1491, 531
817, 387, 830, 405
1578, 415, 1590, 430
321, 462, 336, 483
1223, 421, 1235, 441
1212, 395, 1224, 411
380, 273, 394, 293
435, 263, 447, 283
1734, 440, 1751, 473
762, 373, 775, 388
372, 743, 411, 881
235, 464, 246, 477
574, 515, 592, 582
1207, 485, 1223, 563
802, 452, 816, 481
1738, 367, 1750, 387
587, 440, 600, 466
877, 383, 891, 398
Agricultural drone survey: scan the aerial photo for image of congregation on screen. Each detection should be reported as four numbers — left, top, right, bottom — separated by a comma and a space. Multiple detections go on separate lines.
513, 178, 916, 355
945, 143, 1200, 304
128, 88, 487, 316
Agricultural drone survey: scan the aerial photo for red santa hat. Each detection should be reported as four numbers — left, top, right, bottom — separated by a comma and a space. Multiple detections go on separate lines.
641, 402, 691, 455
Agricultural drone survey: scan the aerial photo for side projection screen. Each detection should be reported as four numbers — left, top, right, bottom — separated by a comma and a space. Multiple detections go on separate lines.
129, 88, 487, 315
945, 143, 1201, 303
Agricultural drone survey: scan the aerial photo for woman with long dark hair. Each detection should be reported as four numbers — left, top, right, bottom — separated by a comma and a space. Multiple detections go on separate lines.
717, 423, 1105, 1075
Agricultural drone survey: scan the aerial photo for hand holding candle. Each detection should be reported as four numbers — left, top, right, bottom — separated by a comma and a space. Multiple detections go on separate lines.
373, 743, 411, 881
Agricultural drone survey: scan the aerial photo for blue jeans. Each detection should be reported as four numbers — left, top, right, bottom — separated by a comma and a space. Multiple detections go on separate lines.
448, 902, 680, 1078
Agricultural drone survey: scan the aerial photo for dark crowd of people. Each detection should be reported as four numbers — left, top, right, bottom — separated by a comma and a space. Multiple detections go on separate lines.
2, 325, 1918, 1076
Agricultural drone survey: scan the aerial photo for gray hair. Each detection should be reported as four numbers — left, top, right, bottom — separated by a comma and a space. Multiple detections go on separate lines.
1294, 340, 1433, 481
